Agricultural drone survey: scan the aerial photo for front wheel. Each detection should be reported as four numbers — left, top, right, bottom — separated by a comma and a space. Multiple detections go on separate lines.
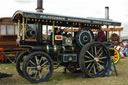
79, 42, 110, 77
22, 51, 53, 83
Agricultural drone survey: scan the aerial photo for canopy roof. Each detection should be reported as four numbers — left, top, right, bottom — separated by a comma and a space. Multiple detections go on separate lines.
12, 10, 121, 28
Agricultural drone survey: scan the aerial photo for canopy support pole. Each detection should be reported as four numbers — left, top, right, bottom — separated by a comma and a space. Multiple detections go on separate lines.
46, 24, 48, 40
107, 26, 109, 41
22, 18, 25, 40
119, 31, 121, 42
17, 20, 20, 39
52, 21, 55, 45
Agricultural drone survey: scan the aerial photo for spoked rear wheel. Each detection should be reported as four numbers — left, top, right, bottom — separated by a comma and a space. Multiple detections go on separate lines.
79, 42, 110, 77
22, 51, 53, 83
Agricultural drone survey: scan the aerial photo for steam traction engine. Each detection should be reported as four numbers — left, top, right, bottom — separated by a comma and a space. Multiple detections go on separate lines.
12, 10, 121, 83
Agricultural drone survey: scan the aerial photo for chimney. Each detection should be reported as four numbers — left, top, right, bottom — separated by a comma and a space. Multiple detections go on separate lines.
36, 0, 44, 12
105, 6, 109, 41
105, 6, 109, 20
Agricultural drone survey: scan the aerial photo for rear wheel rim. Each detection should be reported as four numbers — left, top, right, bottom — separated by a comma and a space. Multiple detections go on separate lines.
80, 42, 110, 77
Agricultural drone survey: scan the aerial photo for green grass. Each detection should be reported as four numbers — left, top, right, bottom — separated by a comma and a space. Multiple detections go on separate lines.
0, 57, 128, 85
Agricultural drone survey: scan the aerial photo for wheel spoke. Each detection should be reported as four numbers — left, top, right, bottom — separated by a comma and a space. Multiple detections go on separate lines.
88, 63, 94, 73
84, 56, 91, 59
27, 69, 36, 76
97, 50, 103, 58
97, 62, 104, 71
41, 60, 48, 67
84, 60, 94, 63
45, 65, 50, 70
38, 71, 42, 79
87, 62, 92, 69
93, 64, 97, 74
99, 60, 104, 64
99, 56, 107, 59
27, 66, 36, 69
87, 51, 95, 58
39, 57, 43, 65
40, 66, 49, 77
34, 71, 38, 79
29, 60, 36, 66
35, 56, 39, 65
96, 48, 102, 56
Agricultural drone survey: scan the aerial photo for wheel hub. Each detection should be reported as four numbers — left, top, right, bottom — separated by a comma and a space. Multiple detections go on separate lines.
94, 57, 99, 63
37, 65, 41, 71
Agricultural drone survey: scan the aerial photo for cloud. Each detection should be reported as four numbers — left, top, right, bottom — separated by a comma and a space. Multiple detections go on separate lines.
15, 0, 35, 3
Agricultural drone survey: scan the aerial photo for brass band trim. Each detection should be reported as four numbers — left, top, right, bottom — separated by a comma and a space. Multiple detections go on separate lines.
54, 45, 57, 53
72, 47, 75, 52
46, 45, 49, 53
63, 46, 65, 52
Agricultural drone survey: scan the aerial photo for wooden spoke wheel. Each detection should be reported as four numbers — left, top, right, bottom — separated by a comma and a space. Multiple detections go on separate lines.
22, 51, 53, 83
79, 42, 110, 77
109, 48, 120, 64
16, 51, 29, 77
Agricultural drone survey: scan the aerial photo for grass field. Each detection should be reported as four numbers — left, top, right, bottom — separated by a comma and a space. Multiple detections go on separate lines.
0, 57, 128, 85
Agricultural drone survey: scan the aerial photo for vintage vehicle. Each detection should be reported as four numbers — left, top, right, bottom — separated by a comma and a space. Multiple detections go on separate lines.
0, 17, 24, 63
12, 10, 121, 83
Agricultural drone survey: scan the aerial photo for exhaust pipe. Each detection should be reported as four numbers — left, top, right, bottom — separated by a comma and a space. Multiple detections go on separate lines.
36, 0, 44, 12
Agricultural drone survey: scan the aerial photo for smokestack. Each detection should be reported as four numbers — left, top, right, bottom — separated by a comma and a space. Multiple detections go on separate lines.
105, 6, 109, 41
105, 6, 109, 20
36, 0, 44, 12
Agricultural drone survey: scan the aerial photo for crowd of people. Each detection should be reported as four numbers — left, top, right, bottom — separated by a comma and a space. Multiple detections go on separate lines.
114, 40, 128, 58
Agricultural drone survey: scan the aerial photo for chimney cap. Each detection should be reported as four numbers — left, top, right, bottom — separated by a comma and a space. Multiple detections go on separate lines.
105, 6, 109, 9
36, 8, 44, 12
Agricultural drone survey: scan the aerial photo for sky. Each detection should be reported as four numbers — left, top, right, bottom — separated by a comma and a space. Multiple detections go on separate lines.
0, 0, 128, 36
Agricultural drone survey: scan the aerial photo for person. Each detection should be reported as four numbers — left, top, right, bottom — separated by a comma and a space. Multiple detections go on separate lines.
54, 27, 63, 35
48, 29, 52, 36
119, 42, 125, 58
113, 41, 125, 58
95, 29, 106, 42
122, 40, 128, 57
125, 41, 128, 56
110, 33, 119, 41
114, 41, 121, 51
